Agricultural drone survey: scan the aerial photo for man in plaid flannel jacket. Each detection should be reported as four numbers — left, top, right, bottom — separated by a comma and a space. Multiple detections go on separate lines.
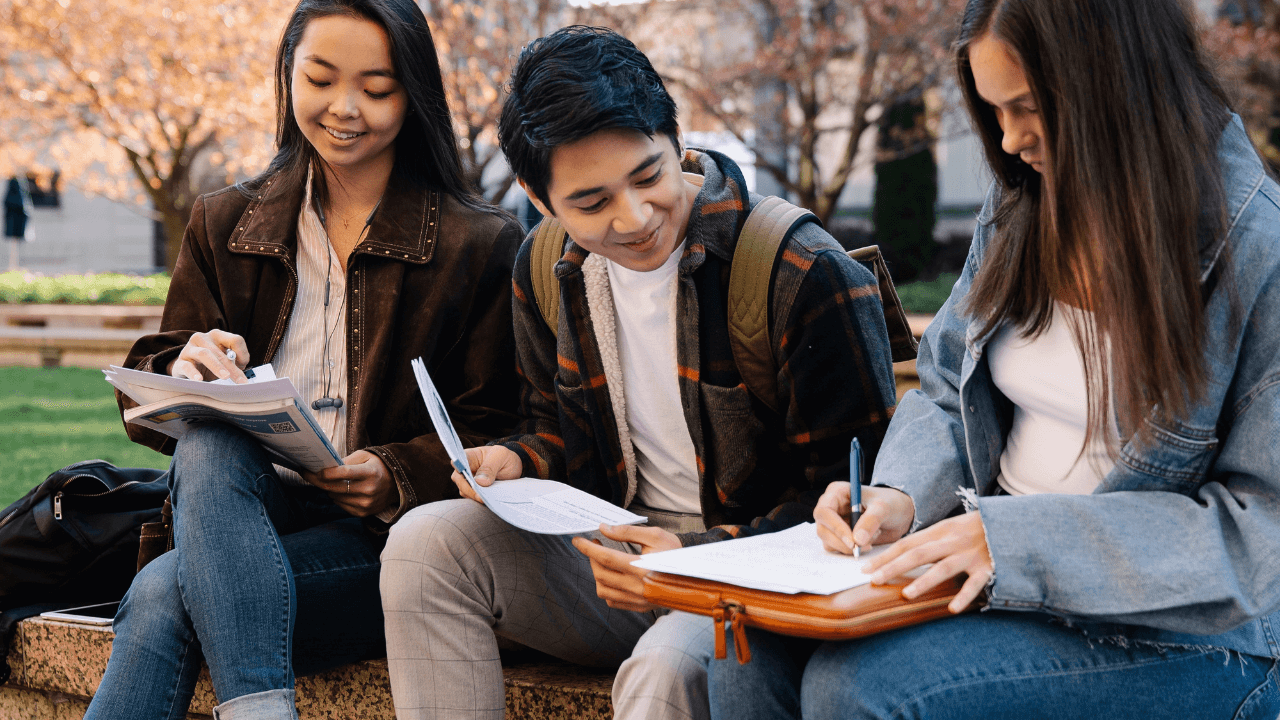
380, 26, 898, 720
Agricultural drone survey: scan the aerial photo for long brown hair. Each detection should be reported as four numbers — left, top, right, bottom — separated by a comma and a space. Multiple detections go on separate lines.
956, 0, 1233, 448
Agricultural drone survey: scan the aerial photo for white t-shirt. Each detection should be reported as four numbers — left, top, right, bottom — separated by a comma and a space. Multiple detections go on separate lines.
988, 301, 1117, 495
606, 242, 701, 514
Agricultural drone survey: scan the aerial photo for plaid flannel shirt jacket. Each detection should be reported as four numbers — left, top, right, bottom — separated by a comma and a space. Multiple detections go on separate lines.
498, 148, 898, 546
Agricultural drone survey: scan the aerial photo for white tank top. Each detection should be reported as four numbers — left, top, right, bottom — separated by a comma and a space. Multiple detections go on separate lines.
987, 302, 1118, 495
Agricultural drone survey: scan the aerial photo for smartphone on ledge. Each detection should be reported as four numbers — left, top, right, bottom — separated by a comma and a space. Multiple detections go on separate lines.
39, 601, 119, 626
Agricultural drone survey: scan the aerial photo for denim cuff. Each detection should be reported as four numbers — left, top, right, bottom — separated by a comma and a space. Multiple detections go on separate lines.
211, 689, 298, 720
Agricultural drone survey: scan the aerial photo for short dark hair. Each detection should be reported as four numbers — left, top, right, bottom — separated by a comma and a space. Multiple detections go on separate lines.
498, 26, 679, 211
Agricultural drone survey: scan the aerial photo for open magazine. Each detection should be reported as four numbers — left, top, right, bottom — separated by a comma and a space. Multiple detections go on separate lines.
106, 364, 343, 473
410, 357, 646, 535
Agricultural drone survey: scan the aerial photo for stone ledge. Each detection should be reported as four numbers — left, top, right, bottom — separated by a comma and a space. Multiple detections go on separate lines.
5, 617, 613, 720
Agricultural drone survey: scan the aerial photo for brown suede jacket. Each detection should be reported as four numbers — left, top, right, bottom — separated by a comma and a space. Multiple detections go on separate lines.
117, 170, 523, 524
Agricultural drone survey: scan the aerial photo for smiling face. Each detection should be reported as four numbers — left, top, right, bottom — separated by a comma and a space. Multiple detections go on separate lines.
290, 14, 407, 179
970, 33, 1046, 175
523, 128, 699, 273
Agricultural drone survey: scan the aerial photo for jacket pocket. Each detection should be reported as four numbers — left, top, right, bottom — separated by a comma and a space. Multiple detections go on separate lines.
1115, 419, 1220, 492
699, 382, 765, 505
554, 381, 592, 437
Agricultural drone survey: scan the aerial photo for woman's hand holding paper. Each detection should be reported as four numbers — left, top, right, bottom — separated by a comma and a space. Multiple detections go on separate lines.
303, 449, 396, 517
573, 524, 681, 613
862, 511, 993, 614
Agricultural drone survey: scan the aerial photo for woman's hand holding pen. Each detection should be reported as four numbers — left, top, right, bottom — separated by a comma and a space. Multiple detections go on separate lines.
815, 482, 990, 613
449, 445, 523, 504
168, 329, 250, 383
814, 482, 915, 555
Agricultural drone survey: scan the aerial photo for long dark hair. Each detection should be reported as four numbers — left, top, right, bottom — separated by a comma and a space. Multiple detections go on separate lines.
246, 0, 480, 209
956, 0, 1233, 448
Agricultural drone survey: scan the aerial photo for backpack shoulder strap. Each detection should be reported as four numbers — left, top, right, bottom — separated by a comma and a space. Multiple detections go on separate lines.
529, 218, 567, 338
727, 196, 816, 414
728, 199, 921, 414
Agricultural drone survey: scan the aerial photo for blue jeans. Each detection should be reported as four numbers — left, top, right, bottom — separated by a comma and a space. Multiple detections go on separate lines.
84, 424, 386, 720
707, 612, 1280, 720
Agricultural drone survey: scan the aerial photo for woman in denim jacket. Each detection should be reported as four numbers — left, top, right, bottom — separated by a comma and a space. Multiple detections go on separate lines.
707, 0, 1280, 718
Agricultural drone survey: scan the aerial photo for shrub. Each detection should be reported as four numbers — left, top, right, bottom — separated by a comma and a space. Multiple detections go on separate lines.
0, 272, 169, 305
895, 273, 959, 315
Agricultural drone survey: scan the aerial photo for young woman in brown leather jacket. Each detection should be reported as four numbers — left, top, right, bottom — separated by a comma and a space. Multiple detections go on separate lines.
85, 1, 521, 717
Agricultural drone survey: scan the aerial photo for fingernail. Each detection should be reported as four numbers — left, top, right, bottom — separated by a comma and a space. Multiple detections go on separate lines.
870, 572, 883, 584
475, 473, 490, 482
903, 585, 918, 599
843, 535, 855, 550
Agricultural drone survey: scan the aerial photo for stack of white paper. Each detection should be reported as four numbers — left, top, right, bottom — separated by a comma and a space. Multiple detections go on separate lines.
411, 357, 647, 535
631, 523, 903, 595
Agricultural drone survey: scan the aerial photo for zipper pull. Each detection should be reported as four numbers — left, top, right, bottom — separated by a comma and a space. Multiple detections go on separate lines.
711, 607, 727, 660
53, 492, 63, 521
727, 604, 752, 665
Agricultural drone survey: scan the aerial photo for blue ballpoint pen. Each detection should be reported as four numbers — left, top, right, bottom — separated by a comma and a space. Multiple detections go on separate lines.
849, 438, 864, 558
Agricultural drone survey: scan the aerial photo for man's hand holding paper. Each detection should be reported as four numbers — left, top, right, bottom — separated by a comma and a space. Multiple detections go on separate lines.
449, 445, 525, 505
574, 524, 681, 613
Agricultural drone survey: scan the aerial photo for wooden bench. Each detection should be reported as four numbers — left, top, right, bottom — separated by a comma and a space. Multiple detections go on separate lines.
0, 327, 146, 368
0, 305, 164, 330
0, 305, 161, 368
2, 617, 615, 719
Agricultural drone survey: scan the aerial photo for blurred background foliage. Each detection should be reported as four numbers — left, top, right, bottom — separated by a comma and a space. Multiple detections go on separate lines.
0, 0, 1275, 286
0, 271, 169, 304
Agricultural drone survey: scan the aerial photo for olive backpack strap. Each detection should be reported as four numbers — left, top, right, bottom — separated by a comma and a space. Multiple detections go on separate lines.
728, 197, 920, 414
529, 217, 568, 338
727, 196, 816, 414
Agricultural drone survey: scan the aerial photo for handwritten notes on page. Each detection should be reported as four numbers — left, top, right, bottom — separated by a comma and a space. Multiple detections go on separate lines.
632, 523, 909, 595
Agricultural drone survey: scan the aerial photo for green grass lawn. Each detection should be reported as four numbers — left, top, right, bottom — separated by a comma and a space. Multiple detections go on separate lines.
0, 367, 170, 509
896, 273, 960, 315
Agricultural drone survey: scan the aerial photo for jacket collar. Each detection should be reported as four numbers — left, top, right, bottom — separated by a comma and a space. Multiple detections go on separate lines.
1200, 114, 1265, 283
227, 167, 440, 265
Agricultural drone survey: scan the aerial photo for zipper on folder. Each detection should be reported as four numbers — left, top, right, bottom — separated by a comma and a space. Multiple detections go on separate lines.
726, 603, 752, 665
710, 602, 753, 665
711, 607, 727, 660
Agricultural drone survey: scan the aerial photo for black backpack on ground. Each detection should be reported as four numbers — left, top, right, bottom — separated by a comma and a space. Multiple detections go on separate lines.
0, 459, 168, 684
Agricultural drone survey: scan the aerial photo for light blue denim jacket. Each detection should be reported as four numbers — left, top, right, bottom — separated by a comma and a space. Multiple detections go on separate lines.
873, 115, 1280, 658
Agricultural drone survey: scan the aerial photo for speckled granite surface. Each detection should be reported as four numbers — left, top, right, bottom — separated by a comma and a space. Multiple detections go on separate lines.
294, 659, 395, 719
504, 659, 614, 720
0, 686, 90, 720
6, 618, 616, 719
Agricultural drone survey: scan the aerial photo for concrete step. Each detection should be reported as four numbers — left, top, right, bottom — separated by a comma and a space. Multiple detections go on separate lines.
4, 617, 614, 719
